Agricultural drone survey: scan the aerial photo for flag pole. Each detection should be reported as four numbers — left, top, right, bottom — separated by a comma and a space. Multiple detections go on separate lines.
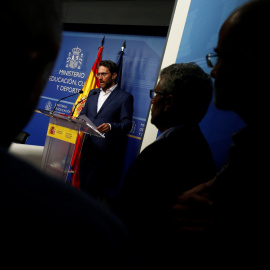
116, 40, 126, 88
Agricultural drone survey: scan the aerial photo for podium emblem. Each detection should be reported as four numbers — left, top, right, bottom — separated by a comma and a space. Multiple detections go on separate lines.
49, 126, 55, 135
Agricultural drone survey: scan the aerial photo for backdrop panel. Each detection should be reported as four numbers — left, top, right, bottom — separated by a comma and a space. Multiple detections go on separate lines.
175, 0, 247, 169
141, 0, 248, 170
24, 30, 166, 177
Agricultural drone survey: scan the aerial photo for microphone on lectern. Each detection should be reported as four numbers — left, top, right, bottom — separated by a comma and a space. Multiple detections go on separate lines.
50, 90, 83, 115
70, 97, 87, 117
70, 90, 98, 117
90, 90, 98, 96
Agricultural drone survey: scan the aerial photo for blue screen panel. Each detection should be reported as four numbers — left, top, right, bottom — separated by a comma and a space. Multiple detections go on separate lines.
176, 0, 247, 169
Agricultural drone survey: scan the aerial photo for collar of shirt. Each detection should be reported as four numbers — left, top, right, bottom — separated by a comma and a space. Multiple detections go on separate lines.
97, 84, 118, 112
99, 84, 118, 93
156, 124, 185, 141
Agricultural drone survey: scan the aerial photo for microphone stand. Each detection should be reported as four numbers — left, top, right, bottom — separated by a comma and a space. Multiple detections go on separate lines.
70, 98, 87, 118
50, 90, 83, 115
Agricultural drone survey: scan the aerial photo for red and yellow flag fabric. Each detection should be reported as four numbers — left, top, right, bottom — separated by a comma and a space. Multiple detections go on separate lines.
71, 45, 104, 118
70, 44, 104, 189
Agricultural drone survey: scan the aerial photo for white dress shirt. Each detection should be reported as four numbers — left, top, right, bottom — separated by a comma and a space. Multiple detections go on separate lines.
97, 84, 118, 112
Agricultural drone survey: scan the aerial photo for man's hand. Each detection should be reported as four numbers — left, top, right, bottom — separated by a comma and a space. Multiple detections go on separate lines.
97, 123, 111, 133
172, 178, 215, 232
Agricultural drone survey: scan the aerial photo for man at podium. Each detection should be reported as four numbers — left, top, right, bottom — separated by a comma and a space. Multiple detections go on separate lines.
79, 60, 134, 204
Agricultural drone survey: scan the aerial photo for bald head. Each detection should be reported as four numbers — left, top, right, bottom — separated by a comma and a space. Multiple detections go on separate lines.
1, 0, 62, 147
222, 0, 270, 54
211, 0, 270, 124
4, 0, 62, 47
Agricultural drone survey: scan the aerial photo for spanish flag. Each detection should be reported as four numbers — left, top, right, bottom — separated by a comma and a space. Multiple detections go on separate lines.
70, 38, 104, 189
71, 38, 104, 118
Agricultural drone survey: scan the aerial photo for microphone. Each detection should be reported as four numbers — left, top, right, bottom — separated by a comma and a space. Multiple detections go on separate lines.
91, 91, 98, 96
70, 97, 87, 117
70, 91, 97, 117
51, 90, 83, 115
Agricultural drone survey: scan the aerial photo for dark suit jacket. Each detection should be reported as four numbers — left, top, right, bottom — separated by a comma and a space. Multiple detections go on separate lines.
79, 86, 133, 196
1, 146, 140, 269
167, 126, 270, 270
202, 126, 269, 269
113, 124, 217, 269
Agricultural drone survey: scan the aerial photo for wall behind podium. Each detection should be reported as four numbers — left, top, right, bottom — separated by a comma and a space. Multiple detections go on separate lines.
175, 0, 247, 169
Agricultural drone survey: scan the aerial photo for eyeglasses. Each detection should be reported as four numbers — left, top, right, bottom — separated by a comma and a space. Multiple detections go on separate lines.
96, 72, 109, 78
206, 53, 218, 68
150, 89, 166, 99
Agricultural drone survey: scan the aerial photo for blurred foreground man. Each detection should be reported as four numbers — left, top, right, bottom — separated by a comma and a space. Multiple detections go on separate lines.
172, 0, 270, 269
0, 1, 140, 269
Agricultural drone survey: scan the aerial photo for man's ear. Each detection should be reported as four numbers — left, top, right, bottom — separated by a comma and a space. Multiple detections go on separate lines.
164, 95, 174, 111
112, 72, 117, 80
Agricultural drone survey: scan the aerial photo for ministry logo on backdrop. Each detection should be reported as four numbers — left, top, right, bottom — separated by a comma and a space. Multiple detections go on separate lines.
66, 47, 83, 69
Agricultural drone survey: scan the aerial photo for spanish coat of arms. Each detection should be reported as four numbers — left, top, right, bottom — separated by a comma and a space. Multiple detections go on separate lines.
66, 47, 83, 69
